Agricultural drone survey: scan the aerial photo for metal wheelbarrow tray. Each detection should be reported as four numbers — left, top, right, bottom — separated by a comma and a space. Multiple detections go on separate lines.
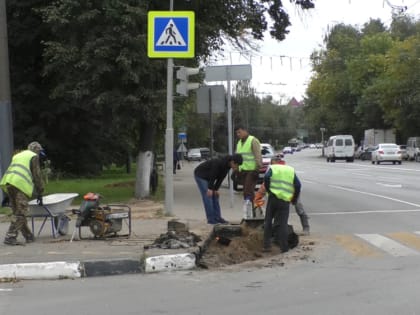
28, 193, 79, 238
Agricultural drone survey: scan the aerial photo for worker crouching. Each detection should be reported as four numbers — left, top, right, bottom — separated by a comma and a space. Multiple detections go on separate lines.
262, 163, 301, 253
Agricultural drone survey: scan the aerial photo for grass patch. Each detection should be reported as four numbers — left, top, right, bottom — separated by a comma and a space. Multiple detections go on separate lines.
1, 165, 163, 211
0, 207, 11, 216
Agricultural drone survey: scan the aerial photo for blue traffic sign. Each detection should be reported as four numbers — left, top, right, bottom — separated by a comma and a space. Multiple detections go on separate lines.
148, 11, 195, 58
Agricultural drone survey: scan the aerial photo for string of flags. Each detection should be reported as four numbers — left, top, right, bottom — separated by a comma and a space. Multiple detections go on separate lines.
210, 51, 312, 72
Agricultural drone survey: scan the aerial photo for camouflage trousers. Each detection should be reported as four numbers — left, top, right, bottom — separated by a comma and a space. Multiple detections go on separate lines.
5, 185, 33, 239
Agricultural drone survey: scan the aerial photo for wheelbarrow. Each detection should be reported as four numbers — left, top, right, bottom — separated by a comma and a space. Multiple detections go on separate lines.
28, 193, 79, 238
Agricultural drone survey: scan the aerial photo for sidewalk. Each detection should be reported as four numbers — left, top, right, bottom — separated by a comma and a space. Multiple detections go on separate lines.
0, 161, 252, 280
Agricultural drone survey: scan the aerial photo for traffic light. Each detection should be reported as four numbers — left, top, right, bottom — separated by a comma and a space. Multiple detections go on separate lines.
176, 66, 200, 96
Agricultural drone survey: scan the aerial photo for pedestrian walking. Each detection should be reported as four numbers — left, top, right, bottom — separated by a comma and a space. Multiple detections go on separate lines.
194, 154, 243, 224
262, 163, 301, 253
173, 149, 180, 174
0, 141, 45, 245
234, 125, 262, 215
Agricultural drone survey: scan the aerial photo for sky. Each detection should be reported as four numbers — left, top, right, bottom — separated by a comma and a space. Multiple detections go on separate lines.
208, 0, 420, 102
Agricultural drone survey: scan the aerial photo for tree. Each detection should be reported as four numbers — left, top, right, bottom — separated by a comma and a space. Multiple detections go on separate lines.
7, 0, 315, 198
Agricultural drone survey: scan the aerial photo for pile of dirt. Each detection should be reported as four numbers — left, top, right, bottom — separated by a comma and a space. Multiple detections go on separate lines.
199, 224, 316, 269
145, 230, 202, 249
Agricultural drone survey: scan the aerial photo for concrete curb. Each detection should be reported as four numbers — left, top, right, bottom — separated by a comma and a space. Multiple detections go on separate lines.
0, 226, 219, 281
0, 261, 82, 280
0, 252, 197, 280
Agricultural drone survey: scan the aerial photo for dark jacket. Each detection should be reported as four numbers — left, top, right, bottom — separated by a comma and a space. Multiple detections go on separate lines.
194, 156, 232, 191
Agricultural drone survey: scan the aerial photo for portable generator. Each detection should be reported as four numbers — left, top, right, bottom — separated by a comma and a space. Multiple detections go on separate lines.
71, 192, 131, 240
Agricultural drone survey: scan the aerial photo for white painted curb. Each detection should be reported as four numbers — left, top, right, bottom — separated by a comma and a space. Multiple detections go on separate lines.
145, 253, 196, 273
0, 261, 81, 280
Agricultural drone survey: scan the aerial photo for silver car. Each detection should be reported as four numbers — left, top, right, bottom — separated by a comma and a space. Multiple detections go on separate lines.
371, 143, 402, 165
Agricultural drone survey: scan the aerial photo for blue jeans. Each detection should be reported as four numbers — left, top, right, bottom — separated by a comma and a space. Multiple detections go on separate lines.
194, 175, 222, 224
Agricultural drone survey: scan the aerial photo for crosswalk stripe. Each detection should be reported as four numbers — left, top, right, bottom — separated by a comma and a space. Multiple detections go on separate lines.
335, 234, 383, 257
355, 234, 419, 257
387, 232, 420, 251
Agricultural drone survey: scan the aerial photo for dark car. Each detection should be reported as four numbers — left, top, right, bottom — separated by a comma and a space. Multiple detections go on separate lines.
231, 143, 276, 191
199, 147, 210, 160
360, 147, 376, 161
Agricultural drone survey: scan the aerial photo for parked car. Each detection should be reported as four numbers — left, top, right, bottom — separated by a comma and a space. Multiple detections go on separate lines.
360, 147, 376, 161
199, 147, 210, 160
186, 148, 202, 161
231, 143, 276, 191
399, 145, 408, 160
371, 143, 402, 165
354, 146, 363, 159
282, 146, 293, 154
325, 135, 355, 162
406, 137, 420, 161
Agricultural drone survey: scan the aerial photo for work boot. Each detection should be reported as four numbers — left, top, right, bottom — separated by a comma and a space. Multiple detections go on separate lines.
262, 246, 272, 253
4, 237, 24, 246
299, 215, 310, 235
25, 234, 35, 243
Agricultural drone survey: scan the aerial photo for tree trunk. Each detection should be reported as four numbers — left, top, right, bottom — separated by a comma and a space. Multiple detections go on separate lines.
135, 150, 154, 198
134, 121, 156, 199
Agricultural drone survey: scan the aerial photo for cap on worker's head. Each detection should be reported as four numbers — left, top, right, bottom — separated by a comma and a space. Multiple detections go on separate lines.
27, 141, 43, 154
271, 154, 284, 164
231, 153, 243, 165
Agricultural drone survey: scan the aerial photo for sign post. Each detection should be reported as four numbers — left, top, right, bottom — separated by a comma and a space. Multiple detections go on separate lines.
148, 8, 195, 216
205, 65, 252, 207
0, 0, 14, 202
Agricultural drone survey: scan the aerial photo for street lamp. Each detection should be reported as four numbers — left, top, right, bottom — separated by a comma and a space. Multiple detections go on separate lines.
320, 127, 326, 157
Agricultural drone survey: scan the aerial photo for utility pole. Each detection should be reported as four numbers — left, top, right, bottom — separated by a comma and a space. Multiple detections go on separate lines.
164, 0, 174, 216
0, 0, 14, 201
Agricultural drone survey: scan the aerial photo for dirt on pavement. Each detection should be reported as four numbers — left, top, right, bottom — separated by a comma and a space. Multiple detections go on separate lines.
127, 199, 317, 270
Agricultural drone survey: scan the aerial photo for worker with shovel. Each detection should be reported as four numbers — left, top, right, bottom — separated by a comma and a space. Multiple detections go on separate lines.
260, 158, 301, 253
254, 155, 310, 235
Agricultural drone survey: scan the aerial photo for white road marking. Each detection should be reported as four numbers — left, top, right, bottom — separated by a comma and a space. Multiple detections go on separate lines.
376, 183, 402, 188
355, 234, 419, 257
311, 209, 420, 215
351, 172, 372, 177
328, 184, 420, 208
0, 288, 13, 292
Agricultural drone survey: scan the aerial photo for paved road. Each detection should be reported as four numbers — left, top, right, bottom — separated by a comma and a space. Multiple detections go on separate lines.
3, 149, 420, 314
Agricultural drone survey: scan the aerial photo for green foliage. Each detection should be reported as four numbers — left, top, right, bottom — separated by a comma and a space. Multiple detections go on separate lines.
43, 164, 163, 204
7, 0, 315, 177
305, 15, 420, 144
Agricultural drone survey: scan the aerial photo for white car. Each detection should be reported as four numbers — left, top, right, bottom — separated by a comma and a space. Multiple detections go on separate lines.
187, 148, 202, 161
283, 146, 293, 154
371, 143, 402, 165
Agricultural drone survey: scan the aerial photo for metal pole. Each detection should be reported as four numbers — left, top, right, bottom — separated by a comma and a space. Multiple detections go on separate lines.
320, 128, 326, 157
164, 0, 174, 216
227, 75, 234, 208
209, 88, 213, 158
0, 0, 14, 201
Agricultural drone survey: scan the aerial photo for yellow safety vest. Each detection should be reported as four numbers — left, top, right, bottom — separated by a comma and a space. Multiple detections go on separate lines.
0, 150, 36, 197
269, 164, 295, 202
236, 135, 257, 171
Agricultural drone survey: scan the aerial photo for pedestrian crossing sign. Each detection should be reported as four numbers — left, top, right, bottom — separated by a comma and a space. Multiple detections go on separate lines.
148, 11, 195, 58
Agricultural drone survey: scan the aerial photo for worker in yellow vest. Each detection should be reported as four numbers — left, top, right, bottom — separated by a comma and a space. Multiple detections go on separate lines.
0, 142, 45, 245
234, 125, 262, 216
254, 155, 310, 235
262, 163, 301, 253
